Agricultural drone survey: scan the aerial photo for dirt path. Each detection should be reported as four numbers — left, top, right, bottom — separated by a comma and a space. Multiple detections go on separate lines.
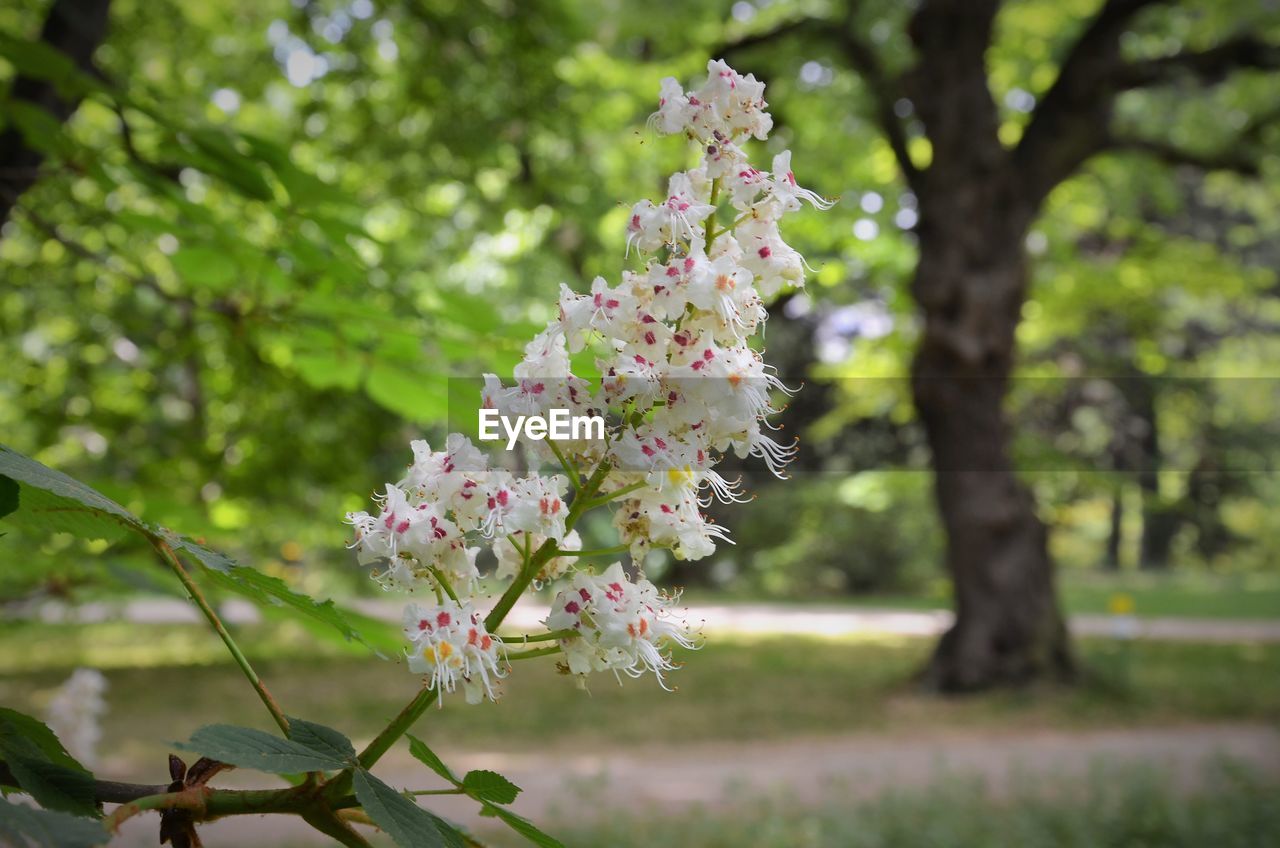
113, 722, 1280, 846
35, 597, 1280, 643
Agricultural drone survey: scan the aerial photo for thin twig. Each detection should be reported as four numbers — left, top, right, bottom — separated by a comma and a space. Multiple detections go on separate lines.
153, 539, 290, 735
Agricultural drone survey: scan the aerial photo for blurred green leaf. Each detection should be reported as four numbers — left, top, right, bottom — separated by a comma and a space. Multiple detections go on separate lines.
0, 709, 97, 817
199, 558, 376, 652
3, 101, 73, 156
169, 245, 237, 290
0, 476, 17, 520
366, 365, 446, 422
0, 446, 146, 542
0, 797, 107, 848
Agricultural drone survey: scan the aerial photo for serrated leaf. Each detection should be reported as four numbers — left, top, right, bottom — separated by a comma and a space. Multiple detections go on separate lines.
159, 530, 235, 573
3, 758, 98, 817
0, 709, 89, 773
0, 796, 107, 848
424, 813, 469, 848
285, 717, 355, 764
485, 804, 565, 848
406, 735, 456, 784
0, 709, 96, 817
0, 446, 147, 542
351, 769, 445, 848
461, 770, 520, 805
199, 557, 373, 648
174, 724, 348, 773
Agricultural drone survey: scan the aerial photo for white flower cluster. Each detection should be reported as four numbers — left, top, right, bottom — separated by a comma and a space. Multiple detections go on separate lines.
402, 600, 503, 704
347, 60, 824, 698
547, 563, 696, 687
46, 668, 108, 767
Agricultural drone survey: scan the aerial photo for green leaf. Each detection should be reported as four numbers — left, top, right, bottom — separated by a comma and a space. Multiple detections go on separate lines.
365, 365, 447, 423
0, 34, 77, 83
284, 717, 355, 764
4, 102, 74, 157
169, 245, 238, 290
3, 758, 98, 818
0, 709, 97, 817
406, 735, 456, 784
199, 557, 373, 648
161, 531, 235, 574
293, 351, 363, 391
351, 769, 445, 848
174, 724, 349, 773
181, 128, 274, 201
0, 709, 90, 773
0, 796, 107, 848
424, 815, 469, 848
0, 476, 17, 520
461, 770, 520, 805
485, 804, 565, 848
0, 445, 147, 542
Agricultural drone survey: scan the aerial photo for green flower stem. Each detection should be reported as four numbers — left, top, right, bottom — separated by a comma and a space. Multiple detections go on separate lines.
427, 564, 460, 603
555, 544, 630, 558
547, 439, 581, 490
498, 628, 578, 644
351, 684, 439, 775
334, 460, 614, 800
505, 644, 562, 661
483, 458, 611, 632
153, 539, 290, 736
584, 479, 648, 508
408, 788, 466, 796
705, 176, 722, 247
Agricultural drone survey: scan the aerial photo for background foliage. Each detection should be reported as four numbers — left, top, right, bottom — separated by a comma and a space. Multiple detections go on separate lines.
2, 0, 1277, 604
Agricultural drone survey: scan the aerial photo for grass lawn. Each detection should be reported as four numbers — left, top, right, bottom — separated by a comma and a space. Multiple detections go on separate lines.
687, 570, 1280, 619
1, 619, 1278, 782
554, 764, 1280, 848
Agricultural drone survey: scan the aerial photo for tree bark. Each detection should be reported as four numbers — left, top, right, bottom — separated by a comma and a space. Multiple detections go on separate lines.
906, 0, 1073, 691
0, 0, 112, 226
910, 225, 1074, 690
721, 0, 1275, 689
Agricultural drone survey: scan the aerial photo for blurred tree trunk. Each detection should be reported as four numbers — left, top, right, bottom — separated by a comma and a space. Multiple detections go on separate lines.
1104, 485, 1124, 571
909, 212, 1073, 689
725, 0, 1276, 688
1124, 372, 1177, 570
0, 0, 112, 226
905, 0, 1074, 690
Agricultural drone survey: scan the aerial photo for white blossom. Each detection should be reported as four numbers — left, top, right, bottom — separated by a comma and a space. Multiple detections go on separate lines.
46, 668, 107, 767
546, 563, 696, 686
347, 60, 823, 694
404, 601, 504, 704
